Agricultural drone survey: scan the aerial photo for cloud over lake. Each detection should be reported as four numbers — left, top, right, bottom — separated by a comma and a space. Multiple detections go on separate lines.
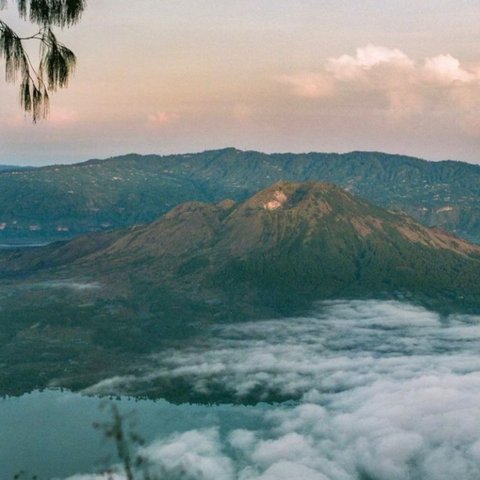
78, 300, 480, 479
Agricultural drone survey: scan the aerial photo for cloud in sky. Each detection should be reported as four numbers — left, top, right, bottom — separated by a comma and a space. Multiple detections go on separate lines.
281, 45, 480, 130
232, 103, 255, 121
146, 111, 179, 127
77, 300, 480, 480
2, 1, 480, 164
279, 73, 335, 98
423, 54, 479, 85
326, 44, 415, 80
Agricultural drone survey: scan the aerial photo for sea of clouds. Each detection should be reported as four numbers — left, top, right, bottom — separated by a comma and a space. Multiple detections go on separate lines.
76, 300, 480, 480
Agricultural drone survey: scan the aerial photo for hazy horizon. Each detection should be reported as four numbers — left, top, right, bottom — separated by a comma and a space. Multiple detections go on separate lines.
1, 1, 479, 165
1, 146, 477, 168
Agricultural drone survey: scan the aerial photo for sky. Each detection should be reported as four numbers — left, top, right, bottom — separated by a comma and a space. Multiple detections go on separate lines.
1, 0, 480, 165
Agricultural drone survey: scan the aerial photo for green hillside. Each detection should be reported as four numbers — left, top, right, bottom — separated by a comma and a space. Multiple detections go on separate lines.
1, 182, 479, 398
1, 149, 479, 242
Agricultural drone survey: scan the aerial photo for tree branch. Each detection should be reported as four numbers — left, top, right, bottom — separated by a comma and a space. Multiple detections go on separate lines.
0, 0, 84, 121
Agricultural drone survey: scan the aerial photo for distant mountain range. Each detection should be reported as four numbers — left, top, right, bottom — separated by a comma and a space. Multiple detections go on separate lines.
1, 182, 479, 398
0, 165, 30, 172
0, 148, 480, 243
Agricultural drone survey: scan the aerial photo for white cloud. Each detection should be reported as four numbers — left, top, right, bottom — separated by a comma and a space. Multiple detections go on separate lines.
229, 429, 257, 451
254, 461, 329, 480
82, 375, 136, 395
281, 45, 480, 133
35, 280, 101, 291
423, 54, 479, 85
141, 428, 235, 480
85, 300, 480, 401
232, 103, 254, 121
66, 475, 124, 480
326, 44, 414, 80
146, 111, 179, 126
76, 299, 480, 480
279, 73, 334, 98
251, 432, 315, 466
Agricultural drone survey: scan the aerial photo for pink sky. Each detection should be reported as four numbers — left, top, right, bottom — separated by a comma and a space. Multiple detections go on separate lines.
1, 0, 480, 165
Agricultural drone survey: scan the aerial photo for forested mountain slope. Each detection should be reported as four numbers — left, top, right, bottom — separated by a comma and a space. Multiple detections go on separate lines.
1, 182, 480, 397
0, 149, 479, 242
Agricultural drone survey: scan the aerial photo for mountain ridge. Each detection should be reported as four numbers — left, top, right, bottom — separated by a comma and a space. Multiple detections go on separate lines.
1, 149, 480, 243
1, 181, 480, 397
3, 181, 479, 302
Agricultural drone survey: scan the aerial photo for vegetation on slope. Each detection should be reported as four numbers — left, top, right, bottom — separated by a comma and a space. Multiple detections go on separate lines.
0, 182, 479, 399
1, 149, 480, 242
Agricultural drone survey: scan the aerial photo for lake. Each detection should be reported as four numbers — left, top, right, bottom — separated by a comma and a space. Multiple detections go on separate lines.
2, 299, 480, 479
0, 390, 267, 479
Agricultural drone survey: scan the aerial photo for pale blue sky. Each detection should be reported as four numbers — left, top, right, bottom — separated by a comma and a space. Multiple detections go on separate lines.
1, 0, 479, 165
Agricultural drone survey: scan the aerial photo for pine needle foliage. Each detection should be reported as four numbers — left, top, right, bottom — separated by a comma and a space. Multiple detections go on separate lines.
0, 0, 85, 121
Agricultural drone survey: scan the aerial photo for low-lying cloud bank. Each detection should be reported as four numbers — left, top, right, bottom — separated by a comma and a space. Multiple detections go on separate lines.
78, 300, 480, 480
37, 280, 102, 291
